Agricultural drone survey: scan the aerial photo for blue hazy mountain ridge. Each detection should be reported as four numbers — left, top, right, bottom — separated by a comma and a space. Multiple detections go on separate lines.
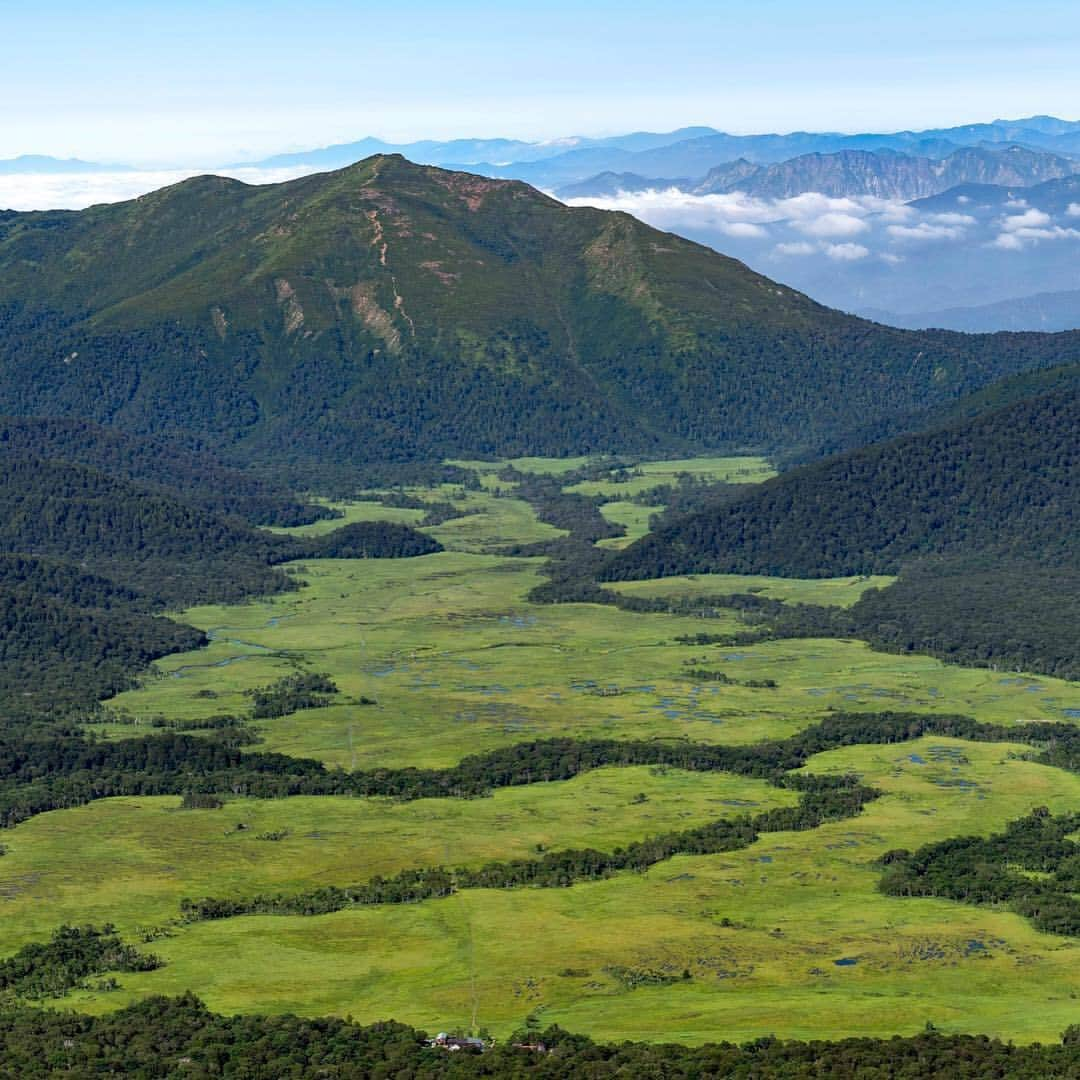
229, 117, 1080, 186
556, 145, 1080, 202
0, 155, 132, 175
911, 174, 1080, 214
460, 117, 1080, 188
863, 289, 1080, 333
234, 127, 720, 170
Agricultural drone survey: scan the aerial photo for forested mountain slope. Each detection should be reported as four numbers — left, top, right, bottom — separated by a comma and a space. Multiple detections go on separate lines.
0, 454, 440, 716
793, 360, 1080, 463
1, 455, 295, 605
0, 416, 332, 526
0, 156, 1077, 464
605, 387, 1078, 580
0, 558, 205, 715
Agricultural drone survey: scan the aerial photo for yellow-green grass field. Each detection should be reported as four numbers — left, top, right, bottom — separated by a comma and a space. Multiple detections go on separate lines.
611, 573, 897, 608
109, 551, 1077, 769
268, 499, 427, 535
0, 767, 794, 952
447, 453, 776, 499
564, 456, 776, 498
595, 501, 663, 549
14, 479, 1080, 1044
44, 736, 1080, 1044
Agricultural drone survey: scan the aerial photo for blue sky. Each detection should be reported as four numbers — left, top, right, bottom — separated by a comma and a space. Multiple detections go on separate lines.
5, 0, 1080, 164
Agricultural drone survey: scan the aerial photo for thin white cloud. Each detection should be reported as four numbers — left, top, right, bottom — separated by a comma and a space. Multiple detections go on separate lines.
824, 242, 870, 261
877, 202, 917, 223
887, 222, 968, 242
773, 241, 816, 256
562, 189, 887, 243
794, 211, 869, 238
990, 224, 1080, 250
717, 221, 769, 238
991, 233, 1026, 251
988, 207, 1080, 249
928, 212, 976, 226
1067, 203, 1080, 218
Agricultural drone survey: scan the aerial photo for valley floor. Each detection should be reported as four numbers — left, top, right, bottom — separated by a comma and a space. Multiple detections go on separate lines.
5, 459, 1079, 1044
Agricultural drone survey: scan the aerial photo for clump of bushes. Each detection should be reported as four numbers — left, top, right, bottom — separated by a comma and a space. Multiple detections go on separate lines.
246, 672, 339, 719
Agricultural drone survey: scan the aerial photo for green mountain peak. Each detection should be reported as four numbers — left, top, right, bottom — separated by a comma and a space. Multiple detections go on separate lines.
0, 155, 1076, 464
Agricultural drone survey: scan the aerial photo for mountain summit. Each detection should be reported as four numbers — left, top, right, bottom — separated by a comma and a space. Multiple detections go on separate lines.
0, 155, 1076, 464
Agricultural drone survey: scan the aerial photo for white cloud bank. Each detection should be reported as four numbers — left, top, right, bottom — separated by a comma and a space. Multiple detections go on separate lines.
565, 185, 1080, 268
990, 207, 1080, 250
0, 166, 321, 211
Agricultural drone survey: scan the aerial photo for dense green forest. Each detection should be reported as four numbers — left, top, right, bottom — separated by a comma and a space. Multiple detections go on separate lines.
846, 558, 1080, 681
0, 925, 162, 1001
880, 807, 1080, 938
599, 387, 1078, 679
791, 359, 1080, 464
0, 555, 205, 715
0, 453, 440, 606
0, 454, 439, 717
2, 994, 1079, 1078
605, 387, 1077, 580
0, 157, 1078, 466
1, 454, 296, 606
0, 415, 335, 526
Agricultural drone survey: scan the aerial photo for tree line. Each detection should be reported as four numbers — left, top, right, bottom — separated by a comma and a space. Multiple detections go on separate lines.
5, 710, 1079, 830
0, 992, 1078, 1076
179, 774, 877, 921
880, 807, 1080, 938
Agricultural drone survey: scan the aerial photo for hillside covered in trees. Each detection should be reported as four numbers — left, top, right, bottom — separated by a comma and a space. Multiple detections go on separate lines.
601, 385, 1078, 679
1, 156, 1078, 466
2, 994, 1080, 1077
0, 450, 440, 717
606, 386, 1078, 580
0, 416, 336, 526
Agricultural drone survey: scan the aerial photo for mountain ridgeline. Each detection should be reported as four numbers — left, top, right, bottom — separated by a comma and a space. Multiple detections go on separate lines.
1, 155, 1078, 466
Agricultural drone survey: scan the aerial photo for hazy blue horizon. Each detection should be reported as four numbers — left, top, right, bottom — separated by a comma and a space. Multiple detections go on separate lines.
5, 0, 1080, 166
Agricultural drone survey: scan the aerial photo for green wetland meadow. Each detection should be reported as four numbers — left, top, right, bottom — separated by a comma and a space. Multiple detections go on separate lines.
7, 457, 1080, 1045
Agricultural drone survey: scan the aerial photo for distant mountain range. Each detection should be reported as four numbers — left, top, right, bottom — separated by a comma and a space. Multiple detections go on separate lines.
0, 155, 1075, 468
0, 155, 131, 175
9, 116, 1080, 192
459, 117, 1080, 190
209, 116, 1080, 189
556, 145, 1080, 202
864, 289, 1080, 333
232, 128, 721, 171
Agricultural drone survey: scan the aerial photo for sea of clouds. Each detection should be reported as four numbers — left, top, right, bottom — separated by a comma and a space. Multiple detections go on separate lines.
0, 167, 320, 212
561, 187, 1080, 261
559, 186, 1080, 316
